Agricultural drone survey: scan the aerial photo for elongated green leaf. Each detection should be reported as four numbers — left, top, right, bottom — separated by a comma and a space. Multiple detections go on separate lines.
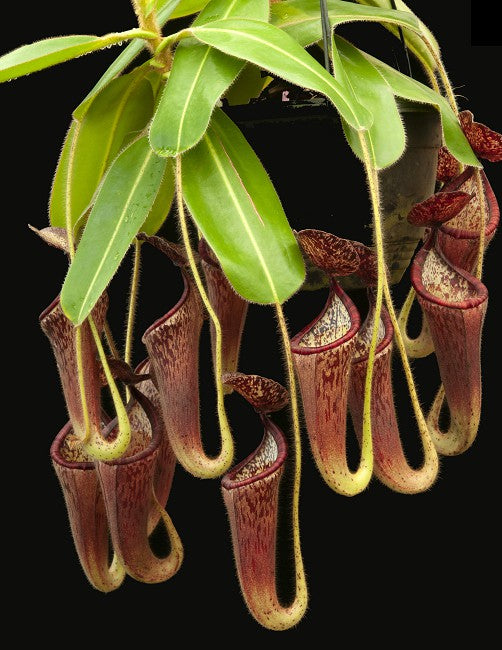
182, 109, 305, 304
171, 0, 210, 18
191, 19, 371, 130
271, 0, 423, 48
141, 160, 175, 235
363, 52, 479, 167
0, 29, 154, 83
334, 37, 405, 169
49, 120, 78, 229
74, 0, 183, 118
61, 137, 166, 325
50, 68, 154, 229
150, 0, 268, 157
353, 0, 438, 70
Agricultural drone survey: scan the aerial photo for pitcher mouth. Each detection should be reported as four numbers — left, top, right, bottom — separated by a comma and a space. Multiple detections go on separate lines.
51, 390, 161, 468
50, 421, 94, 470
39, 295, 60, 322
221, 417, 287, 491
440, 169, 499, 240
290, 281, 360, 355
98, 390, 161, 467
411, 239, 488, 310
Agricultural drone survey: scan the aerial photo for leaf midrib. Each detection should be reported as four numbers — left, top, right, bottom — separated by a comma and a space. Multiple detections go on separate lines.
97, 70, 148, 182
203, 131, 280, 303
72, 147, 155, 323
193, 23, 364, 129
174, 0, 241, 151
176, 46, 213, 151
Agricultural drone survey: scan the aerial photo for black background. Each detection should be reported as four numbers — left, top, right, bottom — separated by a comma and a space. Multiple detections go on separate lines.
2, 1, 500, 640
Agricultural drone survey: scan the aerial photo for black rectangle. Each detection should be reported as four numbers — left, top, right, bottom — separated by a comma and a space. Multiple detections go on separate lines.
471, 1, 502, 45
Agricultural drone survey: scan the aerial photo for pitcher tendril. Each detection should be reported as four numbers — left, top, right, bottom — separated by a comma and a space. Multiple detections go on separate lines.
86, 316, 132, 460
124, 238, 142, 400
274, 303, 308, 622
359, 133, 438, 479
175, 156, 234, 476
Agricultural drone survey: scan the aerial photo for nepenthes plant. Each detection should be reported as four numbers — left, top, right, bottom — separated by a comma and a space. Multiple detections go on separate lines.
2, 0, 500, 630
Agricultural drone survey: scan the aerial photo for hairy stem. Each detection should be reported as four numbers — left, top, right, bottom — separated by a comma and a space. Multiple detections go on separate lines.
175, 156, 234, 471
397, 286, 434, 358
384, 283, 433, 445
359, 133, 437, 476
75, 325, 91, 443
104, 320, 120, 359
64, 133, 92, 442
85, 317, 132, 460
357, 133, 383, 488
475, 170, 487, 279
425, 67, 441, 93
422, 42, 459, 116
132, 0, 172, 67
275, 303, 307, 612
124, 239, 142, 399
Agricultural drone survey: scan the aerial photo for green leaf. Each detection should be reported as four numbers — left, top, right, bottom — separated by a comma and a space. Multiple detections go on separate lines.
49, 120, 78, 230
141, 160, 175, 235
334, 37, 405, 169
61, 137, 167, 325
150, 0, 268, 157
145, 0, 163, 15
352, 0, 438, 71
74, 0, 183, 118
271, 0, 423, 48
0, 29, 155, 83
364, 53, 480, 167
50, 68, 154, 229
171, 0, 210, 18
182, 109, 305, 304
191, 19, 372, 130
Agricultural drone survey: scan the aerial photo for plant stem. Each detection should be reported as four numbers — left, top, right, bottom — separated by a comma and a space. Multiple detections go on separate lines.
475, 170, 487, 279
397, 286, 433, 359
104, 320, 120, 359
175, 156, 234, 471
421, 42, 459, 116
425, 67, 441, 93
358, 133, 437, 476
153, 29, 191, 59
274, 302, 307, 617
132, 0, 172, 67
124, 238, 142, 399
85, 317, 132, 460
75, 325, 91, 443
357, 133, 382, 486
64, 129, 92, 442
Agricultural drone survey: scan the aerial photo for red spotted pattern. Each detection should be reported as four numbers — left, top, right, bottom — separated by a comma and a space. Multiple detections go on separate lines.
407, 191, 473, 228
297, 229, 360, 276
